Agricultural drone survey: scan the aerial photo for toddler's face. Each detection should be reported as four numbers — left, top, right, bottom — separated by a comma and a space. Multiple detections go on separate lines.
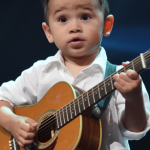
47, 0, 105, 58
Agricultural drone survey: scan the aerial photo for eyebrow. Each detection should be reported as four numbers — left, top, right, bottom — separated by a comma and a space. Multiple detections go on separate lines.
76, 5, 93, 12
54, 7, 67, 16
53, 5, 93, 16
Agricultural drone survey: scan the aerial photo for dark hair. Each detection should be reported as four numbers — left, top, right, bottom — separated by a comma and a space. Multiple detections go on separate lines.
41, 0, 110, 25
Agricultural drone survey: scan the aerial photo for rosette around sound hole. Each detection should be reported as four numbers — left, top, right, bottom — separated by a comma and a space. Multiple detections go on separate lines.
37, 114, 56, 143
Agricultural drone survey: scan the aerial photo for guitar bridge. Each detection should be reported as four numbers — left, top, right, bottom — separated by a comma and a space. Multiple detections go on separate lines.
9, 135, 20, 150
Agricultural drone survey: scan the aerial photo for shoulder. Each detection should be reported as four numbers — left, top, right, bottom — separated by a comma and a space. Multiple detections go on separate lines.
31, 56, 54, 72
19, 56, 55, 77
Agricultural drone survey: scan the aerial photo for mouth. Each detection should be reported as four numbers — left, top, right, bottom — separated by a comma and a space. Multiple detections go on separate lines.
69, 37, 84, 46
69, 37, 84, 43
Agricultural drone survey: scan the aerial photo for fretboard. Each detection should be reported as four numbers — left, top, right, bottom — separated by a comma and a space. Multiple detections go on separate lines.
54, 51, 150, 129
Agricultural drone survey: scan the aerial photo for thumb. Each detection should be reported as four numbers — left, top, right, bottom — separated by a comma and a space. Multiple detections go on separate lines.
126, 69, 139, 80
25, 117, 38, 128
122, 61, 130, 67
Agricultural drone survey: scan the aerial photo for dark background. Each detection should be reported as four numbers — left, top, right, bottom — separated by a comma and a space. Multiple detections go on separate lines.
0, 0, 150, 149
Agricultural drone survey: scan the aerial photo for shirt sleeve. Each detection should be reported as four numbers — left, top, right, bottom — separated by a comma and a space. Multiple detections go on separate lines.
0, 61, 42, 107
115, 66, 150, 140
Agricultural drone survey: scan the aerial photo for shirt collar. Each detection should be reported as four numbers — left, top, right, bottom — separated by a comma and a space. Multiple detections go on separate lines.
42, 50, 64, 72
90, 47, 107, 75
43, 47, 107, 75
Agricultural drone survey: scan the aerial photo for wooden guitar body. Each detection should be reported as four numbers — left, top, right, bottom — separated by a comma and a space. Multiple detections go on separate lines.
1, 49, 150, 150
0, 82, 102, 150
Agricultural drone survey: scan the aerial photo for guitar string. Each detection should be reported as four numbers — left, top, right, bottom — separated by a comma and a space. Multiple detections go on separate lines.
37, 56, 149, 140
36, 68, 143, 140
36, 54, 146, 138
36, 55, 145, 139
37, 53, 150, 140
36, 53, 147, 137
36, 50, 150, 138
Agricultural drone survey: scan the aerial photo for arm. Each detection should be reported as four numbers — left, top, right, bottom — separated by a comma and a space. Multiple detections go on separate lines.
0, 101, 15, 131
0, 61, 46, 147
0, 100, 38, 147
122, 88, 147, 132
113, 62, 147, 132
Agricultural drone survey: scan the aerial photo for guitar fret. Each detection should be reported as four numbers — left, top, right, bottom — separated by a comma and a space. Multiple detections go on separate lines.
62, 108, 65, 124
97, 84, 101, 99
124, 66, 126, 72
59, 109, 62, 127
56, 112, 59, 129
92, 88, 95, 103
105, 79, 111, 94
104, 81, 107, 94
71, 101, 75, 118
78, 97, 81, 113
132, 61, 135, 70
140, 53, 146, 68
66, 104, 71, 121
66, 105, 69, 122
100, 83, 105, 98
88, 90, 93, 106
87, 92, 90, 106
82, 94, 85, 110
69, 103, 73, 119
84, 95, 89, 109
110, 76, 114, 90
73, 100, 77, 116
79, 97, 84, 112
74, 99, 80, 115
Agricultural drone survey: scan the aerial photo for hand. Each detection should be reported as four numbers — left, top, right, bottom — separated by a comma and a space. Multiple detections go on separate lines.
113, 62, 142, 102
8, 115, 38, 147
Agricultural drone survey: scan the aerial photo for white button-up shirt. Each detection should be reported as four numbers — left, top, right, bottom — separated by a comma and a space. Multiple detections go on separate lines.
0, 47, 150, 150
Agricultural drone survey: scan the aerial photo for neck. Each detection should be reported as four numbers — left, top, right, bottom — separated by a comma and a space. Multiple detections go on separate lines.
64, 48, 100, 67
63, 48, 100, 78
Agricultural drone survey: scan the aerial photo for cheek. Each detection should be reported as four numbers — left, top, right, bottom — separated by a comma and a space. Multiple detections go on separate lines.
51, 26, 65, 44
88, 27, 102, 44
86, 20, 103, 43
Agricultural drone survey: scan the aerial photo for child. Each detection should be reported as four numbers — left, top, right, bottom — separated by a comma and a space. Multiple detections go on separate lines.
0, 0, 150, 149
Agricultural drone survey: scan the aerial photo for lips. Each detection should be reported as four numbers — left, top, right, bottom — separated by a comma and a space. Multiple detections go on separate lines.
69, 37, 84, 43
69, 37, 84, 46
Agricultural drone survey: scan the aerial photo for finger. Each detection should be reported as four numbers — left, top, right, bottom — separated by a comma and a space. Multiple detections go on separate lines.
122, 61, 130, 66
19, 120, 36, 132
114, 81, 126, 94
19, 129, 35, 140
16, 139, 24, 148
113, 73, 129, 87
113, 73, 119, 79
25, 118, 38, 128
126, 69, 139, 80
118, 72, 132, 83
113, 73, 130, 83
17, 136, 34, 147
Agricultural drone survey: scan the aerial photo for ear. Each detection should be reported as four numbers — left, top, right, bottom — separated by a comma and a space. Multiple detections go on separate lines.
103, 15, 114, 37
42, 22, 54, 43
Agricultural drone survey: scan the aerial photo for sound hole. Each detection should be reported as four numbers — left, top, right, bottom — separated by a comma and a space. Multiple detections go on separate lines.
37, 115, 56, 143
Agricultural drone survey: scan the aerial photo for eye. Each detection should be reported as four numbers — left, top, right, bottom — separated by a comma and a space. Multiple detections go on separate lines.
81, 15, 90, 20
59, 17, 68, 22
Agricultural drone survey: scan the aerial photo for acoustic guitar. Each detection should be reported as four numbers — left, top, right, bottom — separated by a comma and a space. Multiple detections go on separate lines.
0, 49, 150, 150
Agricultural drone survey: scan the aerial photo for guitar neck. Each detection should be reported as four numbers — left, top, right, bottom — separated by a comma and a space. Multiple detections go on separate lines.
53, 50, 150, 129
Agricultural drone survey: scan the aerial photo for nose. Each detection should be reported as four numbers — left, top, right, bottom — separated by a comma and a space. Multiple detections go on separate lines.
69, 20, 82, 34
